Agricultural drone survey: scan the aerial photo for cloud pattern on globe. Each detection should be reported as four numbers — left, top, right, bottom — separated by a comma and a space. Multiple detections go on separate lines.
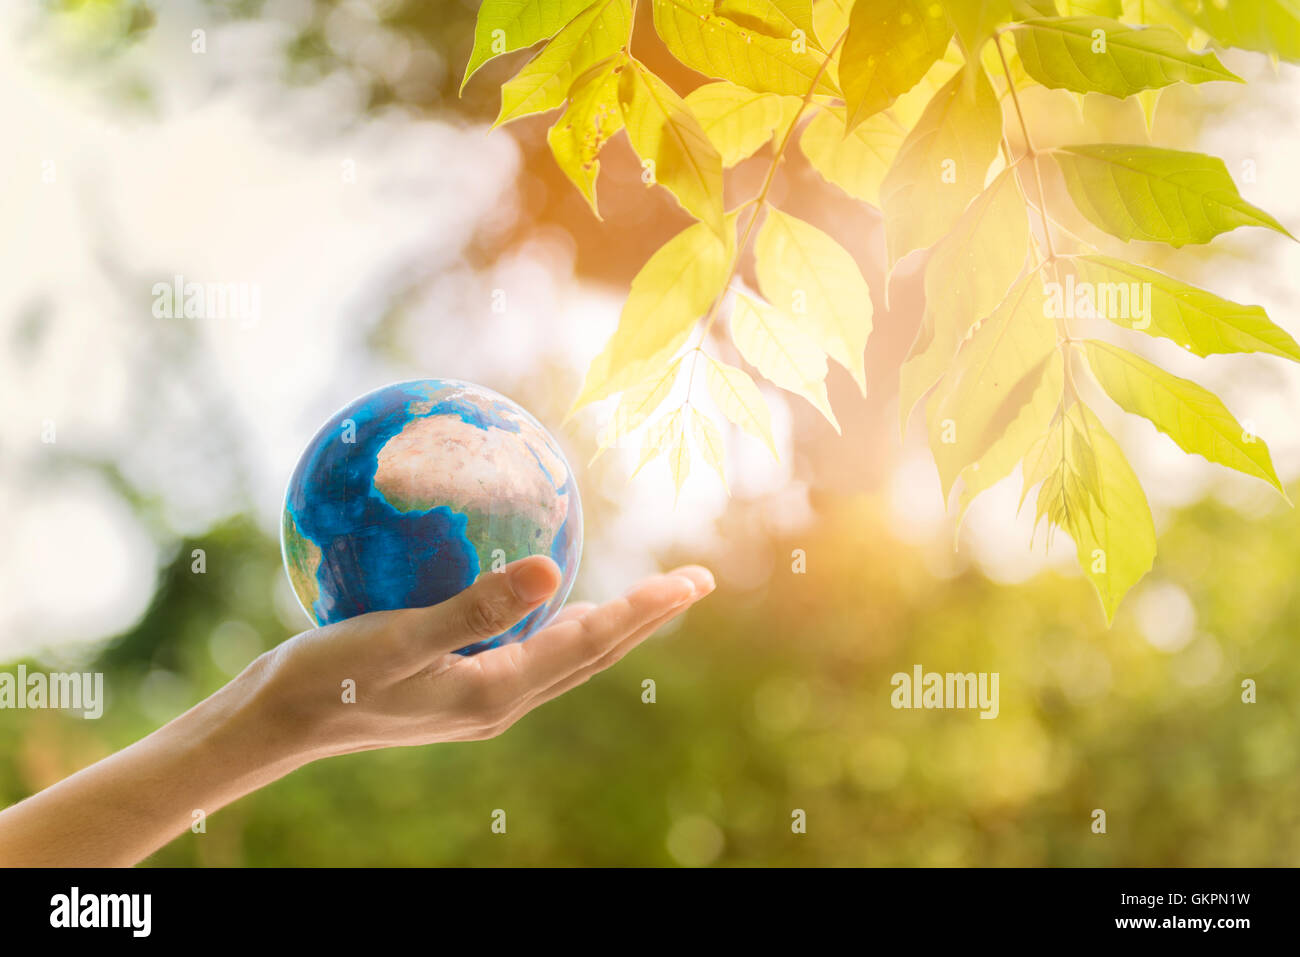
282, 379, 582, 655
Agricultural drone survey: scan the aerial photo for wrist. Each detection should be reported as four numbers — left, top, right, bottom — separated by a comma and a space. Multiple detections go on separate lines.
210, 648, 319, 779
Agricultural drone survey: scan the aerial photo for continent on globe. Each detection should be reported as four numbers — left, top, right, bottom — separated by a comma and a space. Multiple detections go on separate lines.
281, 379, 582, 655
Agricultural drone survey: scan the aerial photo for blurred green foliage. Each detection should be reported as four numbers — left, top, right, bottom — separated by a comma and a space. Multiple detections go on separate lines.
2, 491, 1296, 866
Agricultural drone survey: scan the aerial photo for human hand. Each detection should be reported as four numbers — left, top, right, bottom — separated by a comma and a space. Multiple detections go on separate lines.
0, 556, 713, 867
247, 557, 714, 763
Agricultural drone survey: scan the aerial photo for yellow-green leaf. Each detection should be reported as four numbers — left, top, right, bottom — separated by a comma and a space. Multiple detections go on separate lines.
1059, 0, 1119, 13
1133, 0, 1300, 65
571, 217, 734, 412
892, 46, 965, 128
705, 355, 779, 457
1082, 339, 1286, 494
690, 406, 729, 489
955, 349, 1064, 528
879, 64, 1003, 264
652, 0, 841, 96
1012, 16, 1241, 97
669, 416, 692, 498
926, 272, 1059, 496
945, 0, 1013, 57
684, 82, 784, 167
1136, 87, 1161, 133
1012, 0, 1060, 16
841, 0, 954, 129
1067, 255, 1300, 361
1051, 144, 1295, 246
592, 354, 683, 462
899, 312, 951, 437
717, 0, 822, 47
618, 60, 726, 234
462, 0, 600, 91
813, 0, 851, 43
548, 56, 626, 217
1023, 403, 1093, 534
769, 94, 811, 149
926, 168, 1031, 359
1034, 401, 1157, 623
633, 408, 684, 476
494, 0, 631, 126
903, 168, 1031, 436
754, 208, 874, 393
731, 294, 840, 432
799, 104, 905, 207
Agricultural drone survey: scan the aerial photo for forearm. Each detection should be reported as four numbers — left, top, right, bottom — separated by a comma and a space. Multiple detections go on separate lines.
0, 654, 305, 867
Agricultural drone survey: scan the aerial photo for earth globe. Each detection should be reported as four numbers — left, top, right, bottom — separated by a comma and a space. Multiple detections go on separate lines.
281, 379, 582, 655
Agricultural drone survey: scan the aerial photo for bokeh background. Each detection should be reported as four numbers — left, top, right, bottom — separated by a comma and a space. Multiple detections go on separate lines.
2, 0, 1299, 865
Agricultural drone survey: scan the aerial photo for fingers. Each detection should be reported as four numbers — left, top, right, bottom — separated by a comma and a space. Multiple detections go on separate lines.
512, 566, 714, 713
551, 601, 597, 625
483, 565, 714, 695
395, 556, 562, 669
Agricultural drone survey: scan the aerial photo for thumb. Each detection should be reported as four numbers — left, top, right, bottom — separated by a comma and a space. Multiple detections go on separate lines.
419, 555, 562, 655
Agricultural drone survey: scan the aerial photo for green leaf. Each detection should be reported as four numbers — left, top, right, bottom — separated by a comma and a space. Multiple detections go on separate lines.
618, 61, 726, 234
945, 0, 1013, 57
800, 104, 905, 207
1051, 144, 1295, 246
1132, 0, 1300, 65
717, 0, 822, 48
548, 56, 626, 217
462, 0, 600, 91
592, 354, 683, 462
1082, 339, 1287, 495
1011, 16, 1241, 97
705, 355, 779, 456
494, 0, 631, 126
926, 271, 1059, 496
1031, 401, 1156, 623
571, 217, 735, 412
730, 294, 840, 431
684, 82, 785, 167
690, 406, 729, 489
841, 0, 954, 129
651, 0, 841, 96
754, 208, 874, 393
1067, 255, 1300, 361
880, 64, 1003, 264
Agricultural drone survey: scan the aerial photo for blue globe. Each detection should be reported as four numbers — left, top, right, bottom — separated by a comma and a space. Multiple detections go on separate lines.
281, 379, 583, 655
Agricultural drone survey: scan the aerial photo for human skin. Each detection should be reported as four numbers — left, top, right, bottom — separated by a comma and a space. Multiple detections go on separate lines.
0, 556, 714, 867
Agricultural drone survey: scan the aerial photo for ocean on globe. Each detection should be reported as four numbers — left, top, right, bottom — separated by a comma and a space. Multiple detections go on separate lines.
281, 379, 582, 655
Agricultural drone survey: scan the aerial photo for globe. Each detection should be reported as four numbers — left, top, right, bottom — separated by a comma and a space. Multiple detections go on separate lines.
281, 379, 582, 655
